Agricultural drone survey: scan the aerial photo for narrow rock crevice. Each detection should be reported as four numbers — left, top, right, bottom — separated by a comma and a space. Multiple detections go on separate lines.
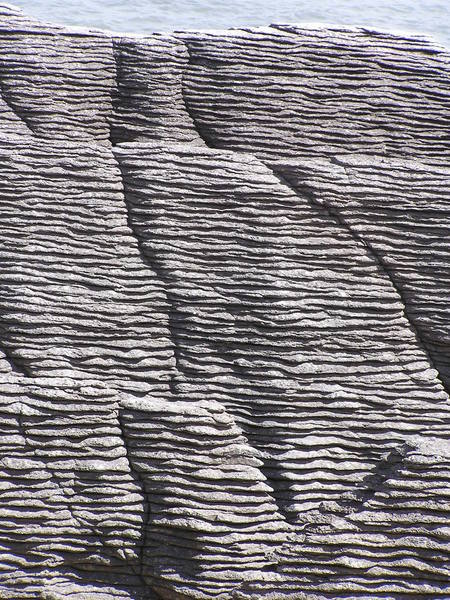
106, 37, 193, 385
111, 146, 186, 388
0, 340, 31, 377
117, 409, 150, 587
106, 43, 170, 590
180, 40, 220, 147
106, 42, 298, 525
0, 79, 35, 135
343, 446, 405, 511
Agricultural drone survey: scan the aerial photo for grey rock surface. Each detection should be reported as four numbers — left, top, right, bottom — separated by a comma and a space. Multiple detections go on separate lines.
0, 4, 449, 598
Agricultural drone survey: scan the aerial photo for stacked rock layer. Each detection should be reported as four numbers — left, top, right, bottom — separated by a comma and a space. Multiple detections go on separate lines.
0, 4, 448, 599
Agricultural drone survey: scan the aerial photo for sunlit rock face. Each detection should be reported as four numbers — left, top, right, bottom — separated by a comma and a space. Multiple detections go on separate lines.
0, 4, 449, 599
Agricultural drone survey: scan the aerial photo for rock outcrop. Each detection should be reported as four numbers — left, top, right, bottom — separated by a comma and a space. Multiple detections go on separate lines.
0, 4, 449, 598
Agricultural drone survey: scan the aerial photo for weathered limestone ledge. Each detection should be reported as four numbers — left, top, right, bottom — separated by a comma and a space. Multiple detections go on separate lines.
0, 3, 449, 599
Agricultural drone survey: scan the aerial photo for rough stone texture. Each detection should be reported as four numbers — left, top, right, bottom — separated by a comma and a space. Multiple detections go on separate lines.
0, 4, 448, 599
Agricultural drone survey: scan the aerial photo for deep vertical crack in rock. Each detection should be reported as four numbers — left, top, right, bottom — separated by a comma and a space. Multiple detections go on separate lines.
349, 446, 405, 509
0, 79, 35, 134
181, 40, 221, 147
108, 36, 186, 387
106, 40, 156, 592
0, 341, 30, 376
117, 408, 149, 585
112, 148, 185, 388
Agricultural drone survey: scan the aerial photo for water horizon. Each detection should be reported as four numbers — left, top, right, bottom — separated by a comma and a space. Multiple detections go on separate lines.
10, 0, 450, 49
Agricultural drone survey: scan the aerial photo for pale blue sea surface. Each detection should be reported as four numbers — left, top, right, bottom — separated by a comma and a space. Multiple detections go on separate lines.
11, 0, 450, 47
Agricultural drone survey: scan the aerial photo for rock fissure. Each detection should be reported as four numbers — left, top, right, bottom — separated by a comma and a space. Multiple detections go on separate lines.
0, 342, 31, 377
181, 40, 216, 145
117, 408, 150, 587
0, 78, 35, 135
106, 45, 169, 593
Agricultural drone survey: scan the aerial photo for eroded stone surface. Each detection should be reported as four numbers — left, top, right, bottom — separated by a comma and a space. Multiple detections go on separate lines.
0, 4, 449, 599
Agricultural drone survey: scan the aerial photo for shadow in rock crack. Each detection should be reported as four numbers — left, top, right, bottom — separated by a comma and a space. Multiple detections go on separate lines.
0, 340, 31, 376
0, 78, 35, 135
339, 446, 406, 513
117, 410, 151, 586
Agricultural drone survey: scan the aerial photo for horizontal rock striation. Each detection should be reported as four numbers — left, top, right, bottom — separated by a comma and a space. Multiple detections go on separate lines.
0, 4, 448, 599
114, 142, 449, 522
275, 155, 450, 392
178, 26, 450, 393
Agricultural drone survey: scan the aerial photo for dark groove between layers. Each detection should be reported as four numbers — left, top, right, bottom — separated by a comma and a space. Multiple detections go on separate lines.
110, 146, 184, 389
181, 41, 217, 145
0, 78, 35, 134
0, 340, 30, 376
108, 36, 187, 390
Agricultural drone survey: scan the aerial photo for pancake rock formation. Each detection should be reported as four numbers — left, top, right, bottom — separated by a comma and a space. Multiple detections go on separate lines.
0, 3, 449, 598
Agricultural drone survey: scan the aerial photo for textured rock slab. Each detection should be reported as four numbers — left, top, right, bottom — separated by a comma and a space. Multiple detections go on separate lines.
0, 4, 448, 599
120, 397, 292, 598
115, 141, 450, 525
177, 25, 450, 397
0, 376, 148, 599
0, 136, 175, 395
288, 438, 450, 597
179, 25, 450, 161
275, 155, 450, 390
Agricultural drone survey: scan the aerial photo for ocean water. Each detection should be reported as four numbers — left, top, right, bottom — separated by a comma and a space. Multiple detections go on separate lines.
11, 0, 450, 47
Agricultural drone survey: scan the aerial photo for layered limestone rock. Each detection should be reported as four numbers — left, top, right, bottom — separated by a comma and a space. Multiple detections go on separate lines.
0, 4, 449, 598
